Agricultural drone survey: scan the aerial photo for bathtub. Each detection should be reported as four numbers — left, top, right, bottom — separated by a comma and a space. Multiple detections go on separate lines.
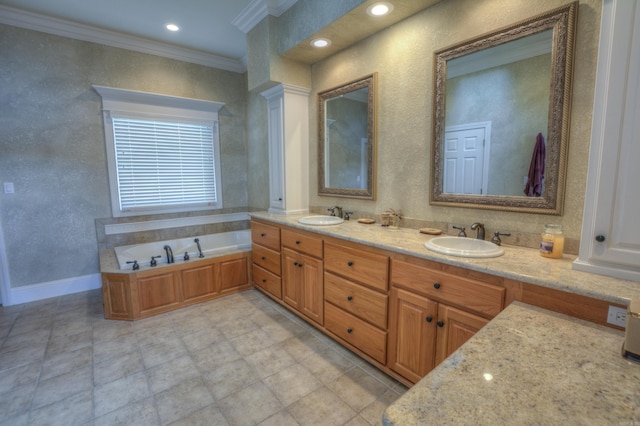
114, 230, 251, 270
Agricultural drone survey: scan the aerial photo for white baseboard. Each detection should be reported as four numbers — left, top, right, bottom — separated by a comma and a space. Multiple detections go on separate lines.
8, 273, 102, 306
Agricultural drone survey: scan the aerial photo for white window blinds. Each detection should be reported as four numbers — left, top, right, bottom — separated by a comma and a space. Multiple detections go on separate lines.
112, 117, 218, 211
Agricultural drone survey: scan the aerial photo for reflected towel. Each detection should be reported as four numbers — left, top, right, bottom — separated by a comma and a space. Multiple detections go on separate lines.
524, 133, 546, 197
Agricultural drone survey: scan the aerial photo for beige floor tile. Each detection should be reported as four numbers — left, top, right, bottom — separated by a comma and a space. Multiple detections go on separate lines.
147, 353, 199, 394
155, 377, 214, 425
0, 382, 36, 420
300, 346, 355, 384
218, 381, 283, 425
140, 337, 187, 369
217, 315, 260, 339
344, 414, 372, 426
167, 403, 229, 426
0, 361, 41, 390
31, 366, 92, 409
93, 349, 144, 387
28, 389, 92, 426
258, 409, 301, 426
93, 370, 151, 418
180, 326, 225, 353
46, 328, 93, 356
0, 328, 50, 354
229, 328, 275, 356
0, 343, 47, 371
287, 386, 357, 426
263, 363, 322, 406
93, 333, 138, 365
326, 366, 391, 412
245, 344, 296, 379
40, 346, 93, 381
92, 319, 134, 343
359, 388, 403, 425
94, 397, 160, 426
202, 358, 260, 400
280, 331, 329, 362
191, 339, 241, 372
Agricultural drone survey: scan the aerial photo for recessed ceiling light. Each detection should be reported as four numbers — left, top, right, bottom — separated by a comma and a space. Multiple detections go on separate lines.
367, 2, 394, 17
310, 38, 331, 48
165, 23, 180, 32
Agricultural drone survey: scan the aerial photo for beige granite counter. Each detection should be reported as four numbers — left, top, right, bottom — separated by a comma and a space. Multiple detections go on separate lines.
383, 301, 640, 425
250, 212, 640, 306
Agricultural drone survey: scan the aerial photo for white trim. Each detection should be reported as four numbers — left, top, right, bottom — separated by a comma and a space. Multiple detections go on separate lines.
8, 274, 102, 306
0, 5, 245, 73
104, 212, 251, 235
0, 210, 12, 306
233, 0, 298, 34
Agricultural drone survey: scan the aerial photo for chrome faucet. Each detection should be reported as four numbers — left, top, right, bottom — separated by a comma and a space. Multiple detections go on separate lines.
471, 223, 485, 240
163, 245, 174, 264
452, 225, 467, 237
328, 206, 343, 218
194, 238, 204, 258
491, 231, 511, 246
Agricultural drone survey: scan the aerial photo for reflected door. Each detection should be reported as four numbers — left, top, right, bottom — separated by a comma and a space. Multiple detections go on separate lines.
444, 123, 490, 194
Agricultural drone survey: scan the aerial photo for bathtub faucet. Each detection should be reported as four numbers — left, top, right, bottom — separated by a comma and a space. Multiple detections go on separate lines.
194, 238, 204, 258
163, 245, 174, 264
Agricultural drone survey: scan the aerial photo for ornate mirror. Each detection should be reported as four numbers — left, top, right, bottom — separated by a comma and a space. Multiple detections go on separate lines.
319, 73, 377, 199
430, 3, 577, 214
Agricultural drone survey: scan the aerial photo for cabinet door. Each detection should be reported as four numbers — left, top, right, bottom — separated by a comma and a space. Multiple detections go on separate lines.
300, 255, 323, 325
137, 272, 181, 317
435, 304, 489, 365
102, 274, 133, 320
282, 247, 302, 310
181, 263, 217, 304
387, 287, 437, 384
219, 256, 250, 296
253, 264, 282, 299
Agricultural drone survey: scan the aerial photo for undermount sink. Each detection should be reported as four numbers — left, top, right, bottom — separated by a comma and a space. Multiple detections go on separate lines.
424, 236, 504, 258
298, 215, 345, 226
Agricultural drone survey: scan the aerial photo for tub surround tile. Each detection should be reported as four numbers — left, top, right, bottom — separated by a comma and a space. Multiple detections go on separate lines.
250, 212, 640, 306
383, 302, 640, 424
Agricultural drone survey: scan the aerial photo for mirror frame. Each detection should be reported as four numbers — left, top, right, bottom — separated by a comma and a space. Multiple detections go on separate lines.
318, 73, 377, 199
430, 2, 577, 215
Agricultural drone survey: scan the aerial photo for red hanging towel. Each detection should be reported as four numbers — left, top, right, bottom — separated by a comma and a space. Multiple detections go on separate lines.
524, 133, 546, 197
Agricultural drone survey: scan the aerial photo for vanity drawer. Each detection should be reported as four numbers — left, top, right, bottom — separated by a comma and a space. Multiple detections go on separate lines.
324, 242, 389, 291
324, 272, 387, 329
391, 259, 504, 318
251, 221, 280, 251
282, 229, 323, 258
252, 244, 281, 275
252, 264, 282, 299
324, 302, 387, 364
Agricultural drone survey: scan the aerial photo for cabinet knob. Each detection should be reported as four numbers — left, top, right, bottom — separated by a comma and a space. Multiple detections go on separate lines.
262, 279, 267, 283
347, 295, 353, 301
293, 262, 298, 266
433, 283, 441, 289
426, 316, 433, 323
260, 233, 266, 237
347, 261, 354, 267
298, 263, 303, 268
261, 256, 266, 260
347, 328, 353, 334
295, 240, 301, 245
595, 235, 606, 242
437, 321, 444, 327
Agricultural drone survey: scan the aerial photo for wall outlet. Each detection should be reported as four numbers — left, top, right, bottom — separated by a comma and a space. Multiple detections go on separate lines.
607, 305, 627, 328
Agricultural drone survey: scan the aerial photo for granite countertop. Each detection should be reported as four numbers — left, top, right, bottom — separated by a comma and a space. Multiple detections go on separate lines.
250, 212, 640, 306
383, 301, 640, 425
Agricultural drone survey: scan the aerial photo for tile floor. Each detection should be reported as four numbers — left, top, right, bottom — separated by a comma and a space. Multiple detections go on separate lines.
0, 289, 407, 425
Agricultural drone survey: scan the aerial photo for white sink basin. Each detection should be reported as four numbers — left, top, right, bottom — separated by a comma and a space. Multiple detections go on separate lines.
424, 236, 504, 258
298, 215, 345, 226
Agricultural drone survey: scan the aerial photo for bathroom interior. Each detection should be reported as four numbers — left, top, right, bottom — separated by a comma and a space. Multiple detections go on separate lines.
1, 0, 639, 424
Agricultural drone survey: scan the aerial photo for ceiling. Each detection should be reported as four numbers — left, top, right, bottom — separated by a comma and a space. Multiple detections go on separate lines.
0, 0, 296, 72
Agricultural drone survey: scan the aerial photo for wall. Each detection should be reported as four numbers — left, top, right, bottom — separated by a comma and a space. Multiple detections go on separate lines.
0, 25, 248, 298
308, 0, 600, 248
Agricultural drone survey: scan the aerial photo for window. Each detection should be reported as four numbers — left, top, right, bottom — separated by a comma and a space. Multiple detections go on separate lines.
94, 86, 224, 217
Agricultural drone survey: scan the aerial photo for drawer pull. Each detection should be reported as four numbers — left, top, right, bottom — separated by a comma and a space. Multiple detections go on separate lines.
260, 233, 266, 237
426, 316, 433, 323
293, 262, 299, 266
347, 295, 353, 301
262, 279, 267, 283
296, 240, 301, 245
433, 282, 441, 289
347, 328, 353, 334
298, 263, 303, 268
347, 261, 354, 267
261, 256, 266, 260
437, 321, 444, 327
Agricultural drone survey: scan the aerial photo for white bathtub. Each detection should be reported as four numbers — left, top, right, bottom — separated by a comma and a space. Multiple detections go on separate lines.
114, 230, 251, 270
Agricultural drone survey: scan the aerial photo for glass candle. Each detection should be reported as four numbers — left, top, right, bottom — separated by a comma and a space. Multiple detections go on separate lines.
540, 224, 564, 259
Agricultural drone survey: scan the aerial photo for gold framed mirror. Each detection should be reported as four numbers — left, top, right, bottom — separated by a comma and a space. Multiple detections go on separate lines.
318, 73, 377, 199
430, 2, 577, 215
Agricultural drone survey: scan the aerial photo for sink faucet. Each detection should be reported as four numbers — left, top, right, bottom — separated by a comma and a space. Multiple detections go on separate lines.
452, 225, 467, 237
471, 223, 485, 240
163, 245, 174, 264
491, 231, 511, 246
328, 206, 343, 218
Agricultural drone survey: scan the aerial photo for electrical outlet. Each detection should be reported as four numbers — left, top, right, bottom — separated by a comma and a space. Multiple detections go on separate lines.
607, 305, 627, 328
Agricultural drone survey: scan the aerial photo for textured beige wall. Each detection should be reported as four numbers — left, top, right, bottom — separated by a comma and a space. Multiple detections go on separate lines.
310, 0, 600, 243
0, 25, 248, 287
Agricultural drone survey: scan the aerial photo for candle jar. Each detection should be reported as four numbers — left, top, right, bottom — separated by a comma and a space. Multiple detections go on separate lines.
388, 214, 400, 230
540, 224, 564, 259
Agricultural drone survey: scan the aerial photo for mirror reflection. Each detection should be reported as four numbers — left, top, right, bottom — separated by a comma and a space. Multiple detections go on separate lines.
319, 73, 377, 199
431, 3, 577, 214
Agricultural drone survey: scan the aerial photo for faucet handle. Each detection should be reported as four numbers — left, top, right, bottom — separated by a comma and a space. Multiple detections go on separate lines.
452, 225, 467, 237
126, 260, 139, 270
327, 207, 336, 216
150, 255, 161, 267
344, 211, 354, 220
491, 231, 511, 246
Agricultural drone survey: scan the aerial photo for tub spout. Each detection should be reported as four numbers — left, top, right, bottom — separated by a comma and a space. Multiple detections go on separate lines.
163, 245, 174, 264
195, 238, 204, 258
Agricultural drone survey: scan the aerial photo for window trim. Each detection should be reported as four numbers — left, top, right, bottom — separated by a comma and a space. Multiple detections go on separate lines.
94, 85, 225, 217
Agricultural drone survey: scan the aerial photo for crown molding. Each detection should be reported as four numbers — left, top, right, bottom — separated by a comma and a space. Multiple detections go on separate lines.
0, 5, 245, 73
232, 0, 298, 34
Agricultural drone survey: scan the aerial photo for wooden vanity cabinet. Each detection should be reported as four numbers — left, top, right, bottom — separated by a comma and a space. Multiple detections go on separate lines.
281, 229, 324, 325
251, 220, 282, 299
323, 242, 389, 364
388, 258, 502, 384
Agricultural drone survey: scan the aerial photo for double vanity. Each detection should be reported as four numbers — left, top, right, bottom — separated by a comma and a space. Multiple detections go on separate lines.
249, 211, 640, 424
